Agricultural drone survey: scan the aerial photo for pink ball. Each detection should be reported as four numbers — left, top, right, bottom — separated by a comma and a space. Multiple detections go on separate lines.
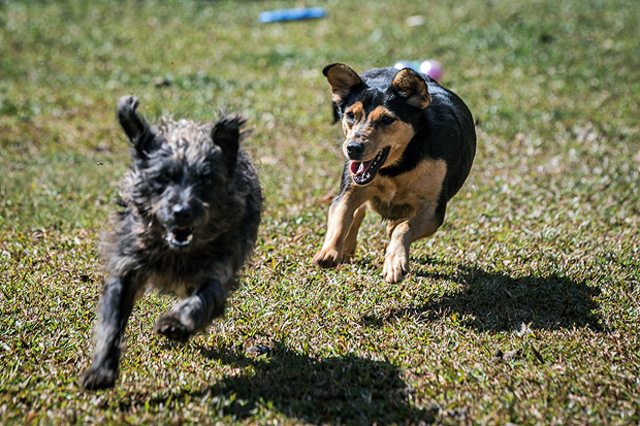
419, 60, 443, 82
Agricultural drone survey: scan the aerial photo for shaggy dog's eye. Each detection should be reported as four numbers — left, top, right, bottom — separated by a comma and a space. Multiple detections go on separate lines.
380, 115, 396, 126
199, 175, 214, 186
155, 172, 171, 186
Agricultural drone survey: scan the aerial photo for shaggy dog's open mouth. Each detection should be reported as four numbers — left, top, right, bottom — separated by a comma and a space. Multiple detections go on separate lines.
166, 226, 194, 248
349, 147, 390, 185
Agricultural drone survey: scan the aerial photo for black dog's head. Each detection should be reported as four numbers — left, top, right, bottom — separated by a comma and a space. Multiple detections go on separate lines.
323, 63, 431, 186
117, 95, 244, 249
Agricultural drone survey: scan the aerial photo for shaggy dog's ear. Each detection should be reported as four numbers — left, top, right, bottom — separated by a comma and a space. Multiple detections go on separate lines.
212, 113, 246, 175
117, 95, 158, 158
323, 63, 364, 123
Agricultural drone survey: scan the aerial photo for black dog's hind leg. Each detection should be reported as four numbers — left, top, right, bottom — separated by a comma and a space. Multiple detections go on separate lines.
81, 273, 139, 390
155, 262, 233, 342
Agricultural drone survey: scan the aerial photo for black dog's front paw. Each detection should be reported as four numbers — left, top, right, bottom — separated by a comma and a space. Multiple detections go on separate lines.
155, 315, 193, 343
80, 366, 117, 390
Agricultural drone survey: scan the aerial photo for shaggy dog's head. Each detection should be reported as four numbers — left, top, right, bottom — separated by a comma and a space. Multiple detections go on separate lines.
117, 96, 245, 250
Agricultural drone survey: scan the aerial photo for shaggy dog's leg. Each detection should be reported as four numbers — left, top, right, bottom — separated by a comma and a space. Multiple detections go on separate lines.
155, 282, 228, 342
81, 274, 139, 389
155, 262, 233, 342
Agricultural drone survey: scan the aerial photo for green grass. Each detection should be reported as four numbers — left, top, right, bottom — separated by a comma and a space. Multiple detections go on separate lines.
1, 0, 639, 423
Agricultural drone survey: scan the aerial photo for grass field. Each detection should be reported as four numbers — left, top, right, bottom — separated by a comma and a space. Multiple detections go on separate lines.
1, 0, 639, 423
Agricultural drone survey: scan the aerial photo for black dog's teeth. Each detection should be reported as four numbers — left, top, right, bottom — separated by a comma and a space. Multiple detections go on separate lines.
371, 149, 384, 167
353, 147, 390, 185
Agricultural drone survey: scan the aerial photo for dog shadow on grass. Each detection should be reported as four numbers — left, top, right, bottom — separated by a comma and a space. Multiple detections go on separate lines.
195, 343, 433, 424
363, 264, 603, 332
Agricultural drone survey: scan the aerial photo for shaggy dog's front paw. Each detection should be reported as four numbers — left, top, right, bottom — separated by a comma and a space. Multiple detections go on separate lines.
80, 366, 117, 390
312, 248, 343, 268
155, 315, 193, 343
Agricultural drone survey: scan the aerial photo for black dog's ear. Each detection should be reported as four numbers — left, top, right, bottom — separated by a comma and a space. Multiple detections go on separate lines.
323, 63, 363, 122
117, 95, 156, 157
391, 68, 431, 109
212, 113, 246, 175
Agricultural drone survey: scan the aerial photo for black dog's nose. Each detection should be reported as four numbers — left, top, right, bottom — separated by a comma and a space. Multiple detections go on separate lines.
172, 204, 192, 220
346, 142, 365, 159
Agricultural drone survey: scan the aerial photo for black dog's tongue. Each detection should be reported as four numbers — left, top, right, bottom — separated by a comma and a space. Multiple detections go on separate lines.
350, 158, 375, 176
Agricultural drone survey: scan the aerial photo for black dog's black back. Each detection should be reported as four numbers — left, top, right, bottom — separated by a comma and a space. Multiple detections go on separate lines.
359, 67, 477, 202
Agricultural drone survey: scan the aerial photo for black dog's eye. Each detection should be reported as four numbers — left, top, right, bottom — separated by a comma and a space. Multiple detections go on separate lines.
345, 111, 356, 123
380, 115, 396, 126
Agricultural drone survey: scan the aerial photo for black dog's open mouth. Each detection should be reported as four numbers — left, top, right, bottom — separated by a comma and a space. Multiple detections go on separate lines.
349, 147, 390, 186
166, 226, 194, 248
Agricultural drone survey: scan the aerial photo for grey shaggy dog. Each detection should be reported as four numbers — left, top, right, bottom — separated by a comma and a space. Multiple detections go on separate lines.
81, 96, 262, 390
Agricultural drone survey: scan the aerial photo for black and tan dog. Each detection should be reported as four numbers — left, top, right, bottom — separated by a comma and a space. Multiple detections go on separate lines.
313, 63, 476, 283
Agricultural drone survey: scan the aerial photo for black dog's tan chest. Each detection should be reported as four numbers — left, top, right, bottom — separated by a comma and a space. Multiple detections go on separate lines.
370, 196, 415, 221
365, 156, 449, 221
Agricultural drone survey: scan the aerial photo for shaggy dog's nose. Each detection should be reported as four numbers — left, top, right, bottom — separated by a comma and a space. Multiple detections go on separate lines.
172, 204, 192, 221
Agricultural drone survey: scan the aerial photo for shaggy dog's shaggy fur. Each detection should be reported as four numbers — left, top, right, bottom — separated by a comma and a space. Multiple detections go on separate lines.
81, 96, 262, 389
